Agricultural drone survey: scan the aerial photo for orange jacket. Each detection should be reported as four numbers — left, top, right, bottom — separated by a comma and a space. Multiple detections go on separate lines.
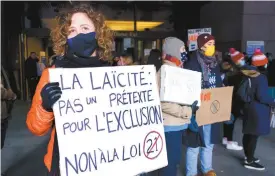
26, 68, 55, 172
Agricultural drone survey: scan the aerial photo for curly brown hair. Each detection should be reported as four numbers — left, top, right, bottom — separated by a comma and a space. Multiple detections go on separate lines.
50, 3, 114, 60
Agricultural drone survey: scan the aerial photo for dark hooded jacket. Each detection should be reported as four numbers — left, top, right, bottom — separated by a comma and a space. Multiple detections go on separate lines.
240, 66, 275, 135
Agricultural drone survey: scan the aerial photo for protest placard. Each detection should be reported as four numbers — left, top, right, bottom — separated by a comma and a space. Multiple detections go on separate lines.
196, 86, 233, 126
160, 65, 202, 106
49, 65, 168, 176
188, 28, 211, 51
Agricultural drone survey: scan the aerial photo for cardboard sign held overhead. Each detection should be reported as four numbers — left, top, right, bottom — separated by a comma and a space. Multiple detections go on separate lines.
196, 87, 233, 126
160, 65, 202, 106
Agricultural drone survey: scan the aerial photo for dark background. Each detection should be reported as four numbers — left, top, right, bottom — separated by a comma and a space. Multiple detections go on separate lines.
1, 1, 209, 68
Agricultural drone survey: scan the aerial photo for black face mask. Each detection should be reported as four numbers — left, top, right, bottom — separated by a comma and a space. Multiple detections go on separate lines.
67, 32, 98, 58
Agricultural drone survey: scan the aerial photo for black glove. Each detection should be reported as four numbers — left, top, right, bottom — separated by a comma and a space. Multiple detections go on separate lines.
190, 100, 199, 115
41, 82, 62, 112
188, 101, 200, 132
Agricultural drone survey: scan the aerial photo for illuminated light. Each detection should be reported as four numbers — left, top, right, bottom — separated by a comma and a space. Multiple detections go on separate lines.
41, 18, 164, 32
105, 20, 164, 31
40, 51, 46, 57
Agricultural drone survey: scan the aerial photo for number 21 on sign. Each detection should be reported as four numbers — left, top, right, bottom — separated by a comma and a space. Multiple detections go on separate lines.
143, 131, 164, 160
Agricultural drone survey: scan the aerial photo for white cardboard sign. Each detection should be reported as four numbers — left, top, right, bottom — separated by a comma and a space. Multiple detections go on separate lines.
49, 65, 168, 176
160, 65, 202, 106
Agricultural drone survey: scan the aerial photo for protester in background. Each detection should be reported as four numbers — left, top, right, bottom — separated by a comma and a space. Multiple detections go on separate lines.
25, 52, 39, 100
184, 34, 223, 176
112, 51, 120, 66
147, 49, 162, 71
37, 56, 46, 79
151, 37, 195, 176
230, 48, 246, 68
222, 48, 246, 151
117, 53, 134, 66
1, 66, 16, 149
26, 3, 113, 175
251, 49, 268, 76
241, 49, 275, 170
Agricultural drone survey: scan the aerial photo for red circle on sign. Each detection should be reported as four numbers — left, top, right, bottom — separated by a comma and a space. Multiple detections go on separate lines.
143, 131, 164, 160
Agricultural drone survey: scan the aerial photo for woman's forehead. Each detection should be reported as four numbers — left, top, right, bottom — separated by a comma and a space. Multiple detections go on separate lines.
70, 12, 93, 26
206, 40, 215, 45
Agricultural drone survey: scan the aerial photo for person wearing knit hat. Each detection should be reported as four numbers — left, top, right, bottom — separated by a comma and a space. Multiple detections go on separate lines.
251, 49, 269, 67
162, 37, 188, 67
163, 37, 184, 60
239, 48, 275, 171
197, 33, 215, 57
183, 33, 222, 176
220, 48, 245, 151
229, 48, 246, 67
153, 37, 195, 176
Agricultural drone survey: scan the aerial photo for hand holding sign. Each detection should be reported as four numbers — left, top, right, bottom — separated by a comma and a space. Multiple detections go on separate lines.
41, 82, 62, 112
190, 100, 199, 115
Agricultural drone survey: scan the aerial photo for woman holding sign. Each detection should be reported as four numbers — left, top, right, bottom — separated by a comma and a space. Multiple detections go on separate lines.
183, 34, 223, 176
26, 3, 113, 175
149, 37, 195, 176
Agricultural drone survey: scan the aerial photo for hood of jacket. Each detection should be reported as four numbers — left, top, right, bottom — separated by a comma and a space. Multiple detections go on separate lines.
240, 65, 260, 78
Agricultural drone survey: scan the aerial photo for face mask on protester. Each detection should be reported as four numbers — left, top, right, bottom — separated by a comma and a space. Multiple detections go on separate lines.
67, 32, 98, 58
238, 59, 246, 66
204, 45, 215, 57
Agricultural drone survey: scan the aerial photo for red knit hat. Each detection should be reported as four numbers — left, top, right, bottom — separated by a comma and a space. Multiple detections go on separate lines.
229, 48, 244, 64
197, 34, 215, 49
251, 49, 268, 67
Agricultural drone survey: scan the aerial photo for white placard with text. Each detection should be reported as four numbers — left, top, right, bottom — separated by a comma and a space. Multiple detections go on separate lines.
160, 65, 202, 106
49, 65, 168, 176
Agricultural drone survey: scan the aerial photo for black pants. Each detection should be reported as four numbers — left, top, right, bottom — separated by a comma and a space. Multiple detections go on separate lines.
223, 119, 236, 141
243, 134, 259, 162
1, 119, 9, 149
27, 77, 39, 100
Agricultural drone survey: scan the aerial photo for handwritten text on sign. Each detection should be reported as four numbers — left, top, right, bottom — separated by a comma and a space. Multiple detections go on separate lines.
160, 65, 202, 106
196, 87, 233, 126
49, 65, 168, 176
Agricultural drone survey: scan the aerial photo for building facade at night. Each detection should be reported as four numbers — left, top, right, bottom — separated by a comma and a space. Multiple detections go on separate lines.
200, 1, 275, 54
